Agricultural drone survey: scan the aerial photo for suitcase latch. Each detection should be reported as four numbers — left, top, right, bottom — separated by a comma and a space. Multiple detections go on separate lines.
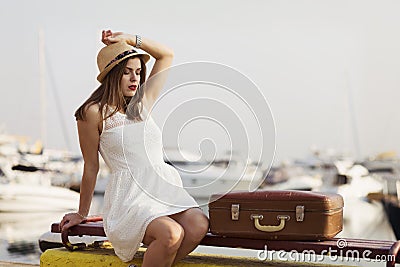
231, 204, 240, 220
296, 205, 305, 222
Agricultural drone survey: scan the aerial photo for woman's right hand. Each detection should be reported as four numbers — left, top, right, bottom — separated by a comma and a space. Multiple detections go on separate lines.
59, 212, 85, 232
101, 30, 140, 47
101, 30, 124, 45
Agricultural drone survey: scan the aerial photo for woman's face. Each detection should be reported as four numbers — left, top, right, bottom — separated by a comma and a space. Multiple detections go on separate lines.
120, 57, 142, 97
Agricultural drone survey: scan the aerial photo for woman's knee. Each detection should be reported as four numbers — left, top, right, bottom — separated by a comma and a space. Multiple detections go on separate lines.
143, 217, 185, 252
196, 213, 210, 239
160, 222, 185, 250
185, 212, 209, 243
147, 220, 184, 255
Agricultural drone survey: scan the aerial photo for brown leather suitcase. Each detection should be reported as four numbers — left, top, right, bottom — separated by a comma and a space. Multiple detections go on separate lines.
208, 190, 344, 240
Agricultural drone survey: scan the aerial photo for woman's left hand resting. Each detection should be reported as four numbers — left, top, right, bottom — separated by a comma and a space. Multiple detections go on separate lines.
60, 212, 85, 232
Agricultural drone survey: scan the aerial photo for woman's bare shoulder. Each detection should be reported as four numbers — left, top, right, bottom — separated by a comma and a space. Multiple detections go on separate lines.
81, 103, 102, 125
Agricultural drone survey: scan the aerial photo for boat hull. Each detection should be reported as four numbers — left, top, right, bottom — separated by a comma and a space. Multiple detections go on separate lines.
0, 184, 79, 212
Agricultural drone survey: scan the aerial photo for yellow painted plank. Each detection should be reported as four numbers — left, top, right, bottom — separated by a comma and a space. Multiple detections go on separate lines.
40, 247, 351, 267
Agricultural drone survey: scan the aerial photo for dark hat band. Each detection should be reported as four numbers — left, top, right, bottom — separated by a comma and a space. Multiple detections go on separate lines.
105, 49, 138, 69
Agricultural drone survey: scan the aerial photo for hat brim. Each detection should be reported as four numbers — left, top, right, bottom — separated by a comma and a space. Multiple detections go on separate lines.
97, 52, 151, 83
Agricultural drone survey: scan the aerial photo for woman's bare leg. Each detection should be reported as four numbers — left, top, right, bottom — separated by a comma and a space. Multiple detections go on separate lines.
141, 216, 185, 267
169, 208, 209, 264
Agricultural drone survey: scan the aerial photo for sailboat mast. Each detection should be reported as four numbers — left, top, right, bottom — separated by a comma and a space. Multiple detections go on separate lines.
39, 29, 47, 148
345, 72, 361, 160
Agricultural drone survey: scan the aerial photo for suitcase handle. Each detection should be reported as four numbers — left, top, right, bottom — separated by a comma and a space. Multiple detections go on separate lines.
250, 214, 290, 232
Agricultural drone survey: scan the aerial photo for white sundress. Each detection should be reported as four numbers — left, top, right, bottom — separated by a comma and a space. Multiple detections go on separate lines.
99, 104, 199, 262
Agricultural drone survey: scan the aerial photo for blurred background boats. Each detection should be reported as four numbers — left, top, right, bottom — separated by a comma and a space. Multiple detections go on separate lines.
0, 134, 80, 212
361, 151, 400, 240
261, 148, 395, 241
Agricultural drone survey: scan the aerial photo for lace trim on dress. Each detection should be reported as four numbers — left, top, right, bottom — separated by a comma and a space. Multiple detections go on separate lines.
104, 112, 127, 131
103, 105, 147, 131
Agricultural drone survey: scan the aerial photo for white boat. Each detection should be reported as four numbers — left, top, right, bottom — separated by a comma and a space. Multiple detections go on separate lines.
0, 183, 80, 212
360, 152, 400, 196
318, 160, 384, 197
0, 154, 80, 212
163, 148, 266, 199
259, 158, 327, 191
262, 175, 323, 191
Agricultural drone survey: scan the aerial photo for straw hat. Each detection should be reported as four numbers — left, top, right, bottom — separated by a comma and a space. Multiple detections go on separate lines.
97, 42, 151, 82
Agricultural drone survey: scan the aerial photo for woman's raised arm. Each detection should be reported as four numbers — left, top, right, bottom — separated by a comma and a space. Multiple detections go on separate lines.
102, 30, 174, 109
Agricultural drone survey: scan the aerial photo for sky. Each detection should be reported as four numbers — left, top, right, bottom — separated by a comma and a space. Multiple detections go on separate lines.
0, 0, 399, 166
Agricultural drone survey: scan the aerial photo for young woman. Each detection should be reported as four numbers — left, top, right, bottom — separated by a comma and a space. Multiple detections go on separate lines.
60, 30, 209, 267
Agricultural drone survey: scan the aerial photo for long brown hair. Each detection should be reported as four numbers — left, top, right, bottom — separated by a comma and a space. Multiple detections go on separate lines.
74, 56, 147, 122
